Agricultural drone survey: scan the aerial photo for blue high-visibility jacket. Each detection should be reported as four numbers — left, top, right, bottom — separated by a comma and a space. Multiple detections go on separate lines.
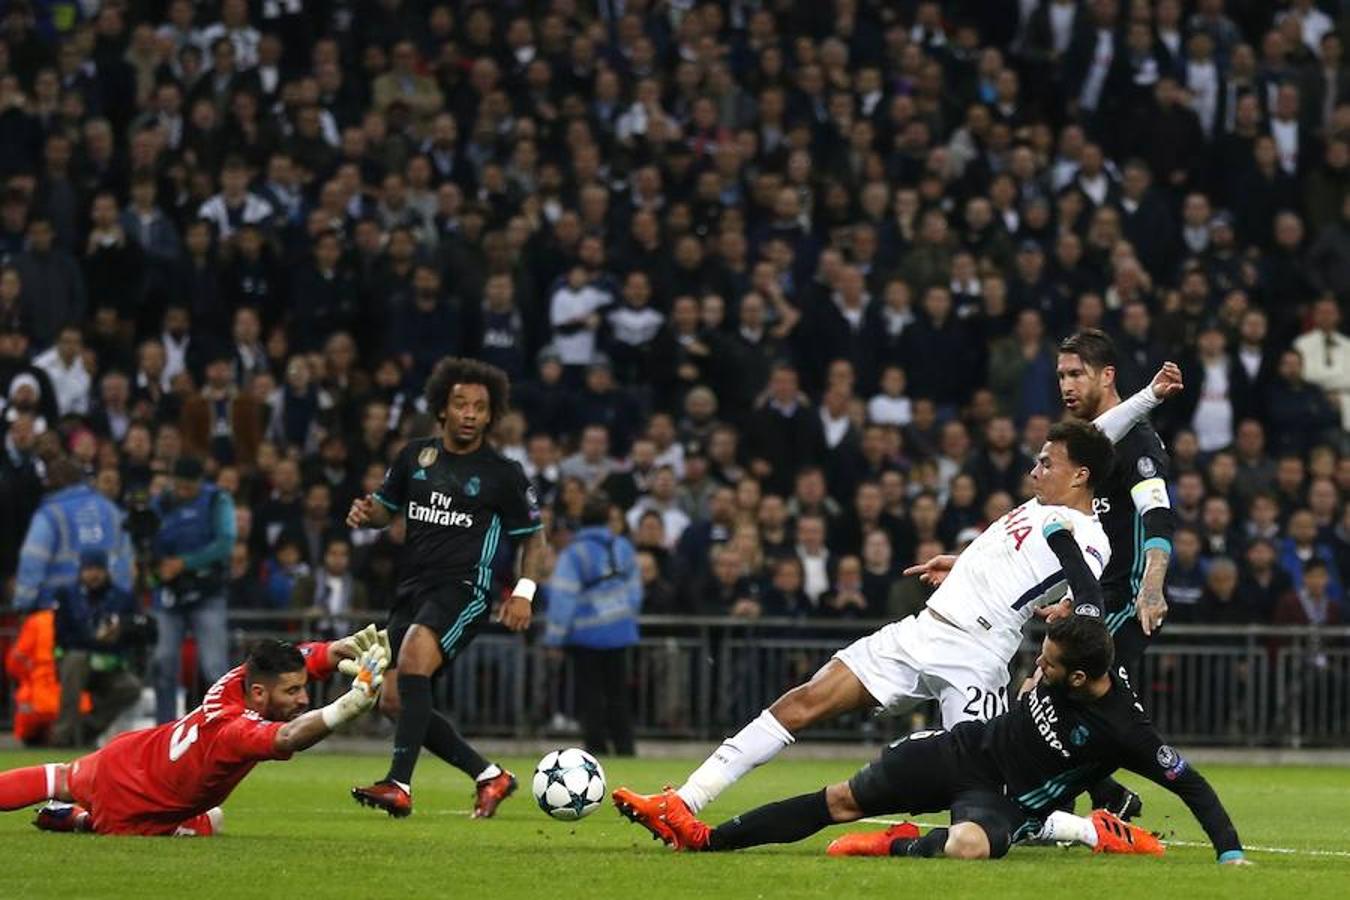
544, 527, 642, 649
15, 485, 133, 611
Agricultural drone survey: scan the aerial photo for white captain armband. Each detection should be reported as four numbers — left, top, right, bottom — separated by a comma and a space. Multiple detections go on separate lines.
1129, 477, 1170, 515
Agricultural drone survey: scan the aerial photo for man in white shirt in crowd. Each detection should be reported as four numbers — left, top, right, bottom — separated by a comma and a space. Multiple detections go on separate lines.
34, 325, 91, 417
625, 466, 690, 549
1294, 296, 1350, 431
794, 513, 833, 605
1188, 324, 1236, 453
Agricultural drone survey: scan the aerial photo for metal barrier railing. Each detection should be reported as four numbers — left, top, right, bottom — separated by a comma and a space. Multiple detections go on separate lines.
2, 611, 1349, 747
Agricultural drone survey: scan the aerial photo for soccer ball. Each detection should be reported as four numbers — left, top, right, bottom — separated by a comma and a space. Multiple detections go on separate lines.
532, 748, 607, 820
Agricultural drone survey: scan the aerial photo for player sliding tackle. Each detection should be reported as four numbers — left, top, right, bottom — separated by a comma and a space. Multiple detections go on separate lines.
615, 364, 1183, 848
630, 617, 1248, 864
0, 626, 389, 835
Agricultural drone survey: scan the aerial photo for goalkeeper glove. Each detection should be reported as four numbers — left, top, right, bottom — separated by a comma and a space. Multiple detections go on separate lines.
321, 644, 387, 730
336, 626, 393, 677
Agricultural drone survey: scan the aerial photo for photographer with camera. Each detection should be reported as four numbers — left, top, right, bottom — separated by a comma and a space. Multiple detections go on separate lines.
149, 456, 235, 724
50, 550, 145, 747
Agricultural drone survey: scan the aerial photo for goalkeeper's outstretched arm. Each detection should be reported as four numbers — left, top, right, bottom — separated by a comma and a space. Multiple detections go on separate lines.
276, 646, 387, 754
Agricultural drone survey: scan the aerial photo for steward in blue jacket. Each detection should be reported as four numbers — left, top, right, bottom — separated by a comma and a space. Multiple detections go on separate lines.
544, 491, 641, 756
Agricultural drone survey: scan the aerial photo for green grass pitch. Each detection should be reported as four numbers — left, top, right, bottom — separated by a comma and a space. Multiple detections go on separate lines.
1, 749, 1348, 898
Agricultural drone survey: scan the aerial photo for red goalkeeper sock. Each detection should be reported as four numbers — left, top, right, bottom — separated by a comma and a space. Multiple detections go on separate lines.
0, 764, 57, 811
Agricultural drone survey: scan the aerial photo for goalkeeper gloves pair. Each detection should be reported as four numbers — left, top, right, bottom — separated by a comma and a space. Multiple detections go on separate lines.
334, 624, 392, 676
321, 643, 388, 730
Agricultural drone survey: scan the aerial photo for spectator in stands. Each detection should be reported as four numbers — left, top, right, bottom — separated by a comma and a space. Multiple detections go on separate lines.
1237, 538, 1294, 623
12, 216, 85, 349
149, 456, 235, 723
32, 323, 90, 417
179, 348, 262, 469
260, 532, 309, 610
1166, 526, 1209, 624
225, 540, 263, 611
1274, 558, 1343, 629
745, 363, 824, 498
51, 549, 142, 747
1293, 296, 1350, 433
625, 466, 690, 550
1197, 557, 1255, 625
1266, 348, 1342, 456
1280, 508, 1344, 603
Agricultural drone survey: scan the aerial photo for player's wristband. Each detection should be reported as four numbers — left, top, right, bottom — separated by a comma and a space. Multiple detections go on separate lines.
512, 578, 537, 604
1218, 850, 1245, 864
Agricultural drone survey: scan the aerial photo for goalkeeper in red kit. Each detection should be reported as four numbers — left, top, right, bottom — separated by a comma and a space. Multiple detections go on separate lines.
0, 627, 389, 836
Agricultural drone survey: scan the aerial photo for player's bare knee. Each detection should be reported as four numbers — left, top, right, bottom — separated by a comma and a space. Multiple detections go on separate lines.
378, 691, 401, 719
824, 782, 863, 822
945, 823, 992, 860
399, 626, 443, 675
768, 689, 810, 731
771, 681, 831, 731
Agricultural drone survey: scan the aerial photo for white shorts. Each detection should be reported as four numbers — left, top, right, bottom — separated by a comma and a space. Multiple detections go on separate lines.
834, 610, 1012, 727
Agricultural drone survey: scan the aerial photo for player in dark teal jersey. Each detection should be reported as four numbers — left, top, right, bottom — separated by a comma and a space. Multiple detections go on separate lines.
346, 358, 547, 818
1058, 329, 1177, 820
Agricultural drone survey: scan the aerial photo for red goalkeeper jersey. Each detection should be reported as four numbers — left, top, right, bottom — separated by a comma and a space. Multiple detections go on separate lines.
70, 641, 336, 834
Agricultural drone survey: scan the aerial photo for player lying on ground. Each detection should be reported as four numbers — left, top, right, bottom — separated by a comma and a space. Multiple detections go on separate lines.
622, 617, 1248, 865
614, 365, 1180, 829
0, 627, 388, 835
346, 357, 547, 819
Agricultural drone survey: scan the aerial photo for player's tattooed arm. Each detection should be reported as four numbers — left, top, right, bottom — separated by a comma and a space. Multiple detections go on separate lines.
500, 529, 549, 631
519, 526, 549, 583
1136, 547, 1170, 636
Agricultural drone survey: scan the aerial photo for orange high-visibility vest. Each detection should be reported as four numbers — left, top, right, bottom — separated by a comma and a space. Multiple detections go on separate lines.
5, 611, 90, 743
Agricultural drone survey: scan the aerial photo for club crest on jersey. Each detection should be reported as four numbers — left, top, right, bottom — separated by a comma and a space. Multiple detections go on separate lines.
465, 475, 481, 497
1069, 725, 1090, 746
1075, 603, 1101, 617
1136, 457, 1157, 478
418, 446, 439, 468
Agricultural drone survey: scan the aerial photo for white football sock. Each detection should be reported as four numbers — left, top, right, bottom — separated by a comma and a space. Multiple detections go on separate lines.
1037, 810, 1098, 847
676, 710, 795, 813
476, 764, 502, 782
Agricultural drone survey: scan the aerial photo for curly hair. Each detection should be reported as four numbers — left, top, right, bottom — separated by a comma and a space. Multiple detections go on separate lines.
424, 356, 510, 426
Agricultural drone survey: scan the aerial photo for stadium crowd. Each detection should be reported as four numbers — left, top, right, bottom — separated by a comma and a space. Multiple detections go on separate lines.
1, 0, 1350, 741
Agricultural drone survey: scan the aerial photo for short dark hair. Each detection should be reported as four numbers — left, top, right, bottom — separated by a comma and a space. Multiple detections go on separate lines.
581, 489, 612, 526
244, 640, 306, 687
423, 357, 510, 426
1058, 328, 1118, 371
1046, 419, 1114, 490
1047, 616, 1114, 679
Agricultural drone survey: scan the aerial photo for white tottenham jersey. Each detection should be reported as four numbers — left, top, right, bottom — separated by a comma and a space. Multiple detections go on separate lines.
925, 498, 1111, 663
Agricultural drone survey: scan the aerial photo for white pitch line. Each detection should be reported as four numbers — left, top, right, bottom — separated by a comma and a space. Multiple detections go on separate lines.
860, 817, 1350, 860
